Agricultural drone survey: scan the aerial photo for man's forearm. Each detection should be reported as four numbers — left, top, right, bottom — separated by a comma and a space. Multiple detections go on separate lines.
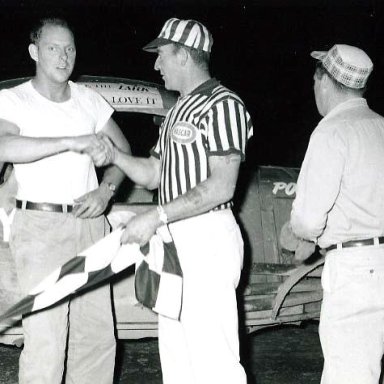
100, 164, 126, 191
0, 135, 71, 163
0, 134, 103, 163
160, 173, 235, 224
119, 153, 241, 245
114, 150, 160, 190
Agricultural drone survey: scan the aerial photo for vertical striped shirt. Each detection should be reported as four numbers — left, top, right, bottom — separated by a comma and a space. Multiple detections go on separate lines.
150, 78, 253, 210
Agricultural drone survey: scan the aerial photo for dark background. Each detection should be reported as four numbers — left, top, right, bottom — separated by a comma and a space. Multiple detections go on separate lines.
0, 0, 383, 168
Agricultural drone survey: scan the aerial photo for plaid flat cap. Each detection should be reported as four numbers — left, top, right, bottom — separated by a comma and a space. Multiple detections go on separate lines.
143, 18, 213, 53
311, 44, 373, 89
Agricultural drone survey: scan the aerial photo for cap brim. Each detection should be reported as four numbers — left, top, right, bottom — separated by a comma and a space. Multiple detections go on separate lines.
310, 50, 326, 60
143, 37, 173, 52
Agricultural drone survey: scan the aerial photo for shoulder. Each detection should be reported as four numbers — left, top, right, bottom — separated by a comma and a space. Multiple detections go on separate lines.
310, 118, 349, 156
0, 80, 32, 101
209, 84, 246, 106
200, 84, 250, 120
69, 81, 112, 111
312, 119, 344, 143
318, 103, 384, 134
0, 82, 34, 118
69, 81, 102, 99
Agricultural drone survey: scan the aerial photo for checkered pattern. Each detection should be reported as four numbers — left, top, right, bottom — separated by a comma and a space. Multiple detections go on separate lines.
311, 44, 373, 89
143, 18, 213, 53
0, 226, 183, 323
136, 226, 183, 319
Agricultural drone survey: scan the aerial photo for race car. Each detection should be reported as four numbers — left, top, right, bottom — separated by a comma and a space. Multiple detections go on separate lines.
0, 76, 323, 345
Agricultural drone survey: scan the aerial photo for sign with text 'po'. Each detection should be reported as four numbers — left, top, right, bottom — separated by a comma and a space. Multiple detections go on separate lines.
272, 182, 297, 197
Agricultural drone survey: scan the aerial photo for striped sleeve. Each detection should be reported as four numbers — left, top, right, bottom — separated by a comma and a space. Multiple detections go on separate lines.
204, 98, 253, 160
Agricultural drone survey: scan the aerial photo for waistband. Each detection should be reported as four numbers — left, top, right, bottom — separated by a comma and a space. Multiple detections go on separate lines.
168, 208, 235, 232
16, 199, 73, 213
325, 236, 384, 252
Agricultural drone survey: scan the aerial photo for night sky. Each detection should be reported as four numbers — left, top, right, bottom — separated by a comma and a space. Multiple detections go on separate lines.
0, 0, 383, 169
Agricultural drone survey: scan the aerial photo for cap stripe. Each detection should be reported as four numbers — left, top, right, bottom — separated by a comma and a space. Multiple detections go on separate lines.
176, 20, 193, 45
144, 17, 213, 53
159, 18, 173, 39
201, 24, 212, 52
163, 18, 179, 40
185, 24, 201, 49
195, 23, 206, 51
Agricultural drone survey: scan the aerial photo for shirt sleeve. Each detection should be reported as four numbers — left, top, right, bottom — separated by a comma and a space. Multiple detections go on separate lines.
291, 125, 345, 242
79, 85, 114, 133
202, 98, 253, 161
93, 92, 114, 133
0, 89, 20, 126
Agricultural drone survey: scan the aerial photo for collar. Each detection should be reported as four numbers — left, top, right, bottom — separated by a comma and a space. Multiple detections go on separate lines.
322, 98, 368, 123
189, 78, 221, 96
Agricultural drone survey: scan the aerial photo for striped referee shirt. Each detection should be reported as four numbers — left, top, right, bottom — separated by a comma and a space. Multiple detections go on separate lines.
150, 78, 253, 210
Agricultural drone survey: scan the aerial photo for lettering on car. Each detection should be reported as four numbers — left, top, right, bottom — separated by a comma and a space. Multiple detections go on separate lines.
272, 181, 297, 196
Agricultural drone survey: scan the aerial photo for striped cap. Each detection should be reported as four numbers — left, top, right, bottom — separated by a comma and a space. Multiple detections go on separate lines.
143, 18, 213, 53
311, 44, 373, 89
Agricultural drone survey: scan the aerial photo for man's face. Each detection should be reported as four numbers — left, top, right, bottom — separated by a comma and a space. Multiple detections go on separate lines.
154, 44, 181, 92
32, 24, 76, 84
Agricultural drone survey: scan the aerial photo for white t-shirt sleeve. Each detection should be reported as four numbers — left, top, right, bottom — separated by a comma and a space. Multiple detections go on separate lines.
78, 85, 114, 133
0, 89, 21, 126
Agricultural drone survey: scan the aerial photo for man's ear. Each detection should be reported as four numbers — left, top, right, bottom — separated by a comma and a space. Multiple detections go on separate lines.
322, 73, 332, 92
178, 47, 189, 66
28, 44, 38, 62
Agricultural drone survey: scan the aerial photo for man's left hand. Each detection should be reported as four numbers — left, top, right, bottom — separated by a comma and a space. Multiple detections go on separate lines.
73, 185, 112, 219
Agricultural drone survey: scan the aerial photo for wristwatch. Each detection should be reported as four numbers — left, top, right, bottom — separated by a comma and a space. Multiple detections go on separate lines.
103, 182, 116, 196
157, 205, 168, 224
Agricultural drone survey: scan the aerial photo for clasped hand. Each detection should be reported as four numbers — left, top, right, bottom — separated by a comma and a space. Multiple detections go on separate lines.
74, 133, 116, 167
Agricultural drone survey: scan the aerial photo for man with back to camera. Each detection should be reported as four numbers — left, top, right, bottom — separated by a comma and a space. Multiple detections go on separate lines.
98, 17, 253, 384
0, 17, 131, 383
289, 44, 384, 383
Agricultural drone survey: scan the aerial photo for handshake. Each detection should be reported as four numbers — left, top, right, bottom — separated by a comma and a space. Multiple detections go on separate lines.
72, 132, 117, 167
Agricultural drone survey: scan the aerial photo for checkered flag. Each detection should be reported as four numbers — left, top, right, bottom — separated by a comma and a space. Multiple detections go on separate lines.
0, 225, 183, 323
136, 225, 183, 319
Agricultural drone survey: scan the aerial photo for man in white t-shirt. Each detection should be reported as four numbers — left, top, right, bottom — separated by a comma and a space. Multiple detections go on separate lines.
0, 17, 130, 383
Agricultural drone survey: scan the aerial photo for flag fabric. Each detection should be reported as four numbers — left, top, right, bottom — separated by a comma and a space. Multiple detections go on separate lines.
136, 225, 183, 320
0, 224, 183, 324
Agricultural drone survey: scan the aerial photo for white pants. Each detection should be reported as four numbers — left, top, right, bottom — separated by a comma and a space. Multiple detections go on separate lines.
159, 210, 247, 384
320, 246, 384, 384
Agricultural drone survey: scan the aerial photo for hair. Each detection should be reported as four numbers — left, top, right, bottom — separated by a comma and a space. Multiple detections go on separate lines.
172, 42, 210, 70
30, 17, 74, 45
315, 61, 366, 96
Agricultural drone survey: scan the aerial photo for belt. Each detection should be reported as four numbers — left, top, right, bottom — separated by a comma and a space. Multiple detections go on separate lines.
326, 237, 384, 252
16, 199, 73, 213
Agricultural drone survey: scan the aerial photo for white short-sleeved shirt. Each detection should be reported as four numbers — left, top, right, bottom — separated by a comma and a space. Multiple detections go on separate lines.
0, 80, 113, 204
291, 98, 384, 248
